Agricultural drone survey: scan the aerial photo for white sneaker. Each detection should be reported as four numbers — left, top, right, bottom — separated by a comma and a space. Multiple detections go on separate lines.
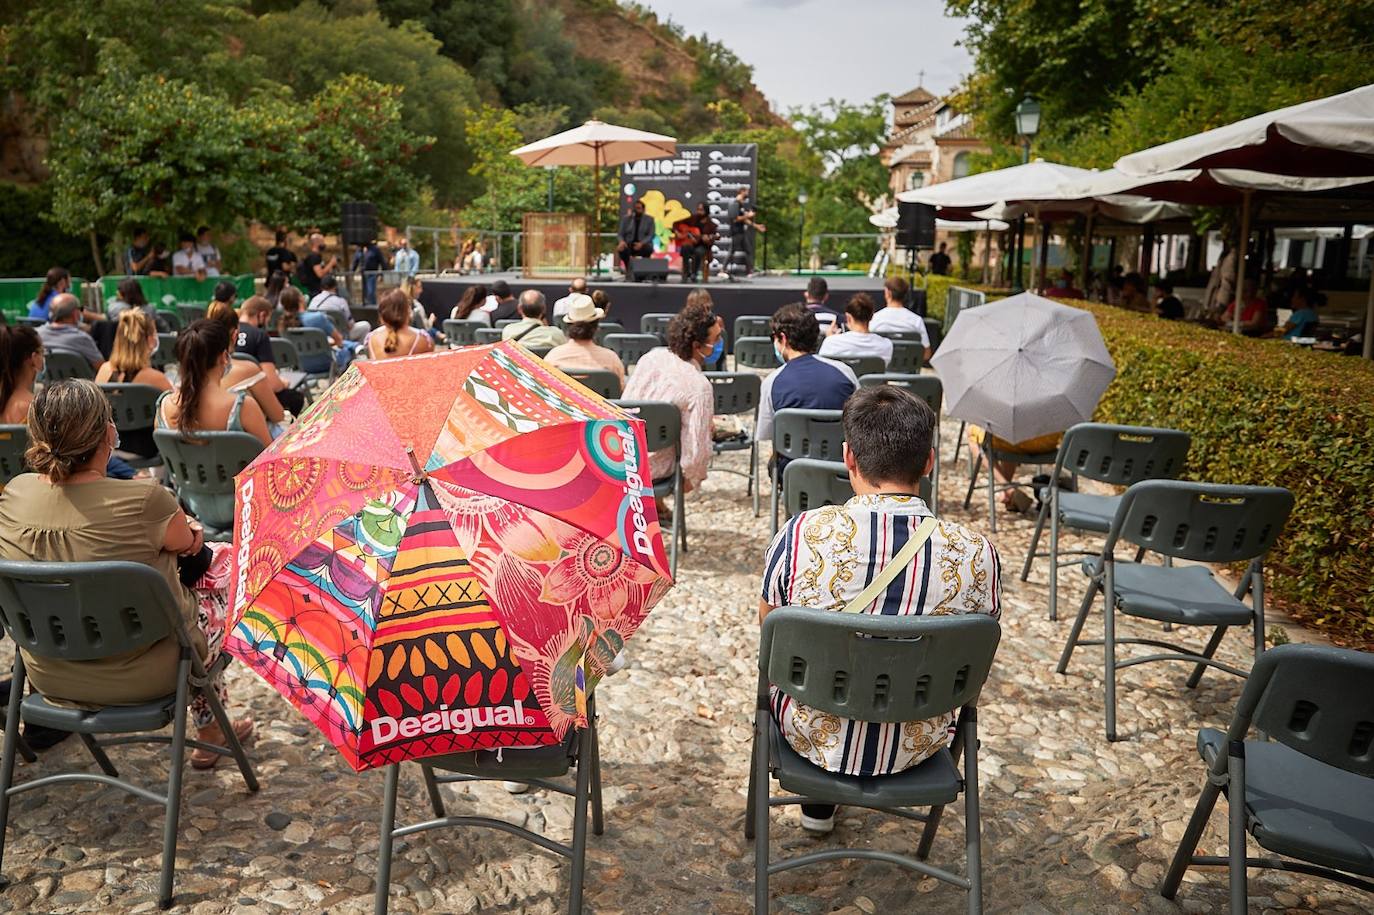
502, 781, 530, 794
799, 809, 835, 835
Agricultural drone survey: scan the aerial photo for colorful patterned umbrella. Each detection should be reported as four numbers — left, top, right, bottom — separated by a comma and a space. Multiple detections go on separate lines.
226, 343, 673, 771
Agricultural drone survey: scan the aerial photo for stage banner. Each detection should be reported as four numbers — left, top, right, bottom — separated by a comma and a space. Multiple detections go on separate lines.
619, 144, 758, 274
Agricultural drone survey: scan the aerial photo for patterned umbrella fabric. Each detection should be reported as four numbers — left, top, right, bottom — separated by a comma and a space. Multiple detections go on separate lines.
226, 343, 673, 771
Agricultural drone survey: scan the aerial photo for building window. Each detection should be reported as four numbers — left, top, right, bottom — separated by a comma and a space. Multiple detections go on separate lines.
952, 152, 971, 179
906, 171, 924, 190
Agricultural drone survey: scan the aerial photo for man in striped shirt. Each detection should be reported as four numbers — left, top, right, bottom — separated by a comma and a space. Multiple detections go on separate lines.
759, 385, 1002, 835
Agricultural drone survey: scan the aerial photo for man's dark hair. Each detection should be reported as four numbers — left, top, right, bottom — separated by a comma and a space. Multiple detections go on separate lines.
492, 280, 512, 299
1156, 279, 1174, 294
565, 318, 598, 341
132, 227, 148, 239
178, 231, 195, 244
666, 307, 716, 361
1123, 272, 1146, 293
770, 302, 820, 354
321, 274, 338, 291
196, 225, 210, 237
845, 293, 876, 324
212, 280, 237, 303
843, 385, 936, 488
884, 275, 909, 303
275, 229, 288, 244
806, 277, 828, 302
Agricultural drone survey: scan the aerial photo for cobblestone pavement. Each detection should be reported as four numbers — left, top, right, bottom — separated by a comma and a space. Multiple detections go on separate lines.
0, 412, 1366, 915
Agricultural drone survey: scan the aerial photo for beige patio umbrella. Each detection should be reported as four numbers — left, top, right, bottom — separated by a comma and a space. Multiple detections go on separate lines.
511, 119, 677, 270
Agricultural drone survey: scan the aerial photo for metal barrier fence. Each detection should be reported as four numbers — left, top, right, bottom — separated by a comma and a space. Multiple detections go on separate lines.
944, 285, 987, 334
406, 225, 625, 275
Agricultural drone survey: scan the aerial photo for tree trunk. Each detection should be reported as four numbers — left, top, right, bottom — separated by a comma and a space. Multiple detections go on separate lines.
88, 230, 106, 277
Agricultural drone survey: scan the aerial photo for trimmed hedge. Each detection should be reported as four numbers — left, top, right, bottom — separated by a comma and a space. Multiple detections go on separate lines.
1077, 301, 1374, 641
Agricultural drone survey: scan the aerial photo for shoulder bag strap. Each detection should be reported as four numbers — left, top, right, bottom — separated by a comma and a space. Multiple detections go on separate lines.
840, 515, 938, 614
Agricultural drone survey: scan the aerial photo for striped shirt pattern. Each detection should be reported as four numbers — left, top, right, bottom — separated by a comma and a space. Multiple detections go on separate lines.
762, 493, 1001, 777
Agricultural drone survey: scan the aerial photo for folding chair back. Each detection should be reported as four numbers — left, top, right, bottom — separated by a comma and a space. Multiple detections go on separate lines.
733, 336, 776, 369
443, 319, 483, 346
762, 608, 1001, 724
154, 428, 264, 534
177, 304, 206, 325
495, 319, 518, 330
772, 408, 844, 463
614, 400, 681, 451
826, 353, 884, 378
887, 340, 924, 374
640, 313, 674, 340
0, 425, 26, 484
152, 332, 178, 370
924, 318, 943, 354
157, 309, 184, 332
1057, 422, 1190, 486
269, 336, 303, 372
859, 373, 943, 413
102, 382, 161, 436
353, 305, 381, 329
875, 330, 925, 343
527, 344, 552, 359
593, 321, 624, 344
475, 327, 503, 345
1110, 480, 1294, 564
603, 333, 659, 369
733, 315, 772, 342
40, 350, 95, 382
286, 327, 333, 369
705, 371, 761, 416
783, 459, 854, 516
1238, 644, 1374, 776
563, 369, 622, 399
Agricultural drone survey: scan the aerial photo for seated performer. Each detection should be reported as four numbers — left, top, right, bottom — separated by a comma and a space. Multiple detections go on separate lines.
617, 199, 656, 280
673, 203, 718, 283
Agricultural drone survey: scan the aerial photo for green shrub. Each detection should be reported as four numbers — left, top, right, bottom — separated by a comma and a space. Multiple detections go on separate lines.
1076, 301, 1374, 641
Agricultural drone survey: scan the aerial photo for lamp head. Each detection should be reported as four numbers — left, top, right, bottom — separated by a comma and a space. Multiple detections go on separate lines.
1014, 96, 1041, 138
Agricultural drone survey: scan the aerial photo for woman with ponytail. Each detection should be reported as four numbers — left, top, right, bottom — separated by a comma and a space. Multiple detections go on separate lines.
450, 283, 490, 324
0, 377, 254, 766
0, 324, 44, 425
156, 319, 271, 447
366, 288, 432, 361
94, 310, 171, 458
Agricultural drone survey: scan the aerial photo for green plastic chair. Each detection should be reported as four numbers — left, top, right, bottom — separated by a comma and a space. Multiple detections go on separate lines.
887, 339, 925, 375
527, 344, 553, 360
475, 327, 503, 345
176, 304, 207, 326
770, 408, 844, 535
1057, 480, 1294, 741
1020, 422, 1192, 620
640, 312, 674, 342
495, 318, 518, 330
40, 350, 95, 383
825, 353, 885, 378
285, 326, 336, 386
859, 373, 943, 507
0, 425, 27, 486
442, 318, 484, 346
560, 368, 621, 399
733, 315, 772, 343
0, 560, 258, 909
733, 336, 776, 370
603, 333, 659, 371
101, 383, 164, 470
705, 371, 762, 517
374, 695, 604, 915
153, 428, 264, 539
592, 321, 624, 345
612, 400, 682, 577
782, 458, 932, 517
152, 333, 178, 370
747, 608, 1002, 915
1161, 643, 1374, 912
352, 305, 381, 329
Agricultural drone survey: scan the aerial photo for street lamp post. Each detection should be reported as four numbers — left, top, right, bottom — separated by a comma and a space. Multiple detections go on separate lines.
1012, 96, 1042, 291
796, 191, 809, 274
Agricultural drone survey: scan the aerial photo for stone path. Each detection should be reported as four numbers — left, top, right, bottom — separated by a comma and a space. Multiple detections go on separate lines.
0, 412, 1366, 915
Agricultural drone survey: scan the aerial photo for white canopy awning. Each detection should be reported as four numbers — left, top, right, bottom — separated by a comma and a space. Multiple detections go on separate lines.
869, 208, 1009, 232
894, 160, 1094, 210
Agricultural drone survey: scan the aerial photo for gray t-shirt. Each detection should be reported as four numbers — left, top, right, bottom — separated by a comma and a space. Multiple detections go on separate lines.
38, 323, 104, 368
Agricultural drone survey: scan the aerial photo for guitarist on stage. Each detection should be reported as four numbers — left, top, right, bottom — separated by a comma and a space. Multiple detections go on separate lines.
672, 203, 718, 283
726, 186, 765, 280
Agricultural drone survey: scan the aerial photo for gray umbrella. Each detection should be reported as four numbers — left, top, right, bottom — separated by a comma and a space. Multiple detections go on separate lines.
930, 292, 1116, 444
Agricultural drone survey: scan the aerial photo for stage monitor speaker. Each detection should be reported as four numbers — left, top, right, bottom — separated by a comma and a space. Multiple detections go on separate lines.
896, 201, 936, 249
629, 258, 669, 282
341, 201, 378, 246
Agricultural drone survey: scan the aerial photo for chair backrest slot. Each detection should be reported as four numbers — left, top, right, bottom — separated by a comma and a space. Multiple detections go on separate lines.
832, 670, 849, 704
1349, 721, 1374, 758
1288, 699, 1318, 736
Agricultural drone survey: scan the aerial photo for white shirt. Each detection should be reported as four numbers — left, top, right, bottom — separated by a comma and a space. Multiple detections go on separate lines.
552, 293, 581, 320
172, 249, 205, 274
308, 291, 351, 322
868, 306, 930, 346
196, 242, 222, 276
819, 330, 894, 367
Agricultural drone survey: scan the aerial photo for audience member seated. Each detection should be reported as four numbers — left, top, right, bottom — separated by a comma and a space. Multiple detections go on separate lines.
1153, 279, 1185, 320
95, 310, 172, 459
157, 319, 271, 448
264, 270, 288, 308
759, 384, 1001, 835
552, 277, 589, 321
867, 276, 931, 358
545, 294, 626, 384
38, 295, 105, 371
231, 295, 306, 417
755, 303, 858, 467
450, 284, 491, 326
281, 286, 356, 373
1274, 286, 1323, 339
501, 291, 567, 349
622, 305, 719, 516
1215, 278, 1271, 336
126, 227, 155, 275
818, 293, 893, 367
1118, 272, 1152, 313
401, 277, 439, 341
27, 267, 72, 322
172, 232, 207, 280
367, 289, 435, 361
106, 277, 170, 331
0, 324, 43, 425
965, 424, 1063, 513
206, 302, 287, 433
487, 280, 519, 323
1043, 269, 1085, 299
0, 378, 253, 766
308, 275, 370, 343
801, 276, 840, 335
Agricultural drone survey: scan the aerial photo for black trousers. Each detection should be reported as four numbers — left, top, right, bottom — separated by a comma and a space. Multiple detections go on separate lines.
728, 228, 753, 274
680, 243, 708, 280
276, 388, 305, 416
618, 242, 652, 275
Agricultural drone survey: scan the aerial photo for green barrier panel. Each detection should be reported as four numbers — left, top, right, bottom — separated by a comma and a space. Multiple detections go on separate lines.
98, 275, 257, 310
0, 278, 87, 320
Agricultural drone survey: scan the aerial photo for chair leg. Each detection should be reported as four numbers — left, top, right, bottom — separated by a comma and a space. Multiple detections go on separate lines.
751, 441, 760, 518
1228, 742, 1248, 915
589, 708, 604, 837
931, 423, 941, 510
0, 657, 28, 885
568, 725, 594, 915
986, 448, 997, 534
668, 470, 681, 579
744, 736, 758, 841
963, 451, 981, 510
1021, 496, 1048, 582
374, 764, 400, 915
1056, 578, 1101, 674
1251, 568, 1266, 664
421, 764, 446, 817
1160, 778, 1222, 899
1102, 561, 1119, 742
1184, 627, 1228, 689
158, 658, 193, 910
80, 733, 119, 777
951, 421, 965, 468
770, 463, 779, 537
963, 709, 983, 915
201, 682, 258, 792
1047, 493, 1061, 621
753, 709, 771, 913
677, 480, 688, 555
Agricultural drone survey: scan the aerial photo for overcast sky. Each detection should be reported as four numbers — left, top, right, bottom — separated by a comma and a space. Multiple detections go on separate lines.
637, 0, 972, 113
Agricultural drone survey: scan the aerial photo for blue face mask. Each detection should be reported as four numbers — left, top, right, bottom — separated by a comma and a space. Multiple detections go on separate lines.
773, 342, 785, 364
708, 338, 724, 365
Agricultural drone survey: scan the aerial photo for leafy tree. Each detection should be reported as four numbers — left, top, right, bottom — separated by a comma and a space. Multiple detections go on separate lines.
792, 97, 891, 263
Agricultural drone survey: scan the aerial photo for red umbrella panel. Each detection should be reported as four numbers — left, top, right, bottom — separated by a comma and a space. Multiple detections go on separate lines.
226, 344, 673, 771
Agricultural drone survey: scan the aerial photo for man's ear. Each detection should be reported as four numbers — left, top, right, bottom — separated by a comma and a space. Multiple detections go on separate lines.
922, 446, 936, 479
843, 442, 857, 475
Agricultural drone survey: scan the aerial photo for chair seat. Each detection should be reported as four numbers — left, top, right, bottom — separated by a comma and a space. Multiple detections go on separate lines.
1054, 491, 1122, 533
1198, 728, 1374, 878
768, 725, 961, 808
713, 439, 752, 454
1081, 559, 1255, 626
426, 730, 577, 779
653, 476, 675, 497
21, 692, 175, 734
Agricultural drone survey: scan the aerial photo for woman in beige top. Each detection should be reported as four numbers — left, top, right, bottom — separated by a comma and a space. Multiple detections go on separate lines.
544, 293, 626, 386
0, 379, 252, 767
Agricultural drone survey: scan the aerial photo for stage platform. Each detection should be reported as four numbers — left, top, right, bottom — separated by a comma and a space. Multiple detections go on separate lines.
418, 272, 888, 347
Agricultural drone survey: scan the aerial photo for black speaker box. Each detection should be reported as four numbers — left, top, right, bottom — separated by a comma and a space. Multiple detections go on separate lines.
341, 201, 378, 246
629, 258, 669, 282
896, 201, 936, 249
